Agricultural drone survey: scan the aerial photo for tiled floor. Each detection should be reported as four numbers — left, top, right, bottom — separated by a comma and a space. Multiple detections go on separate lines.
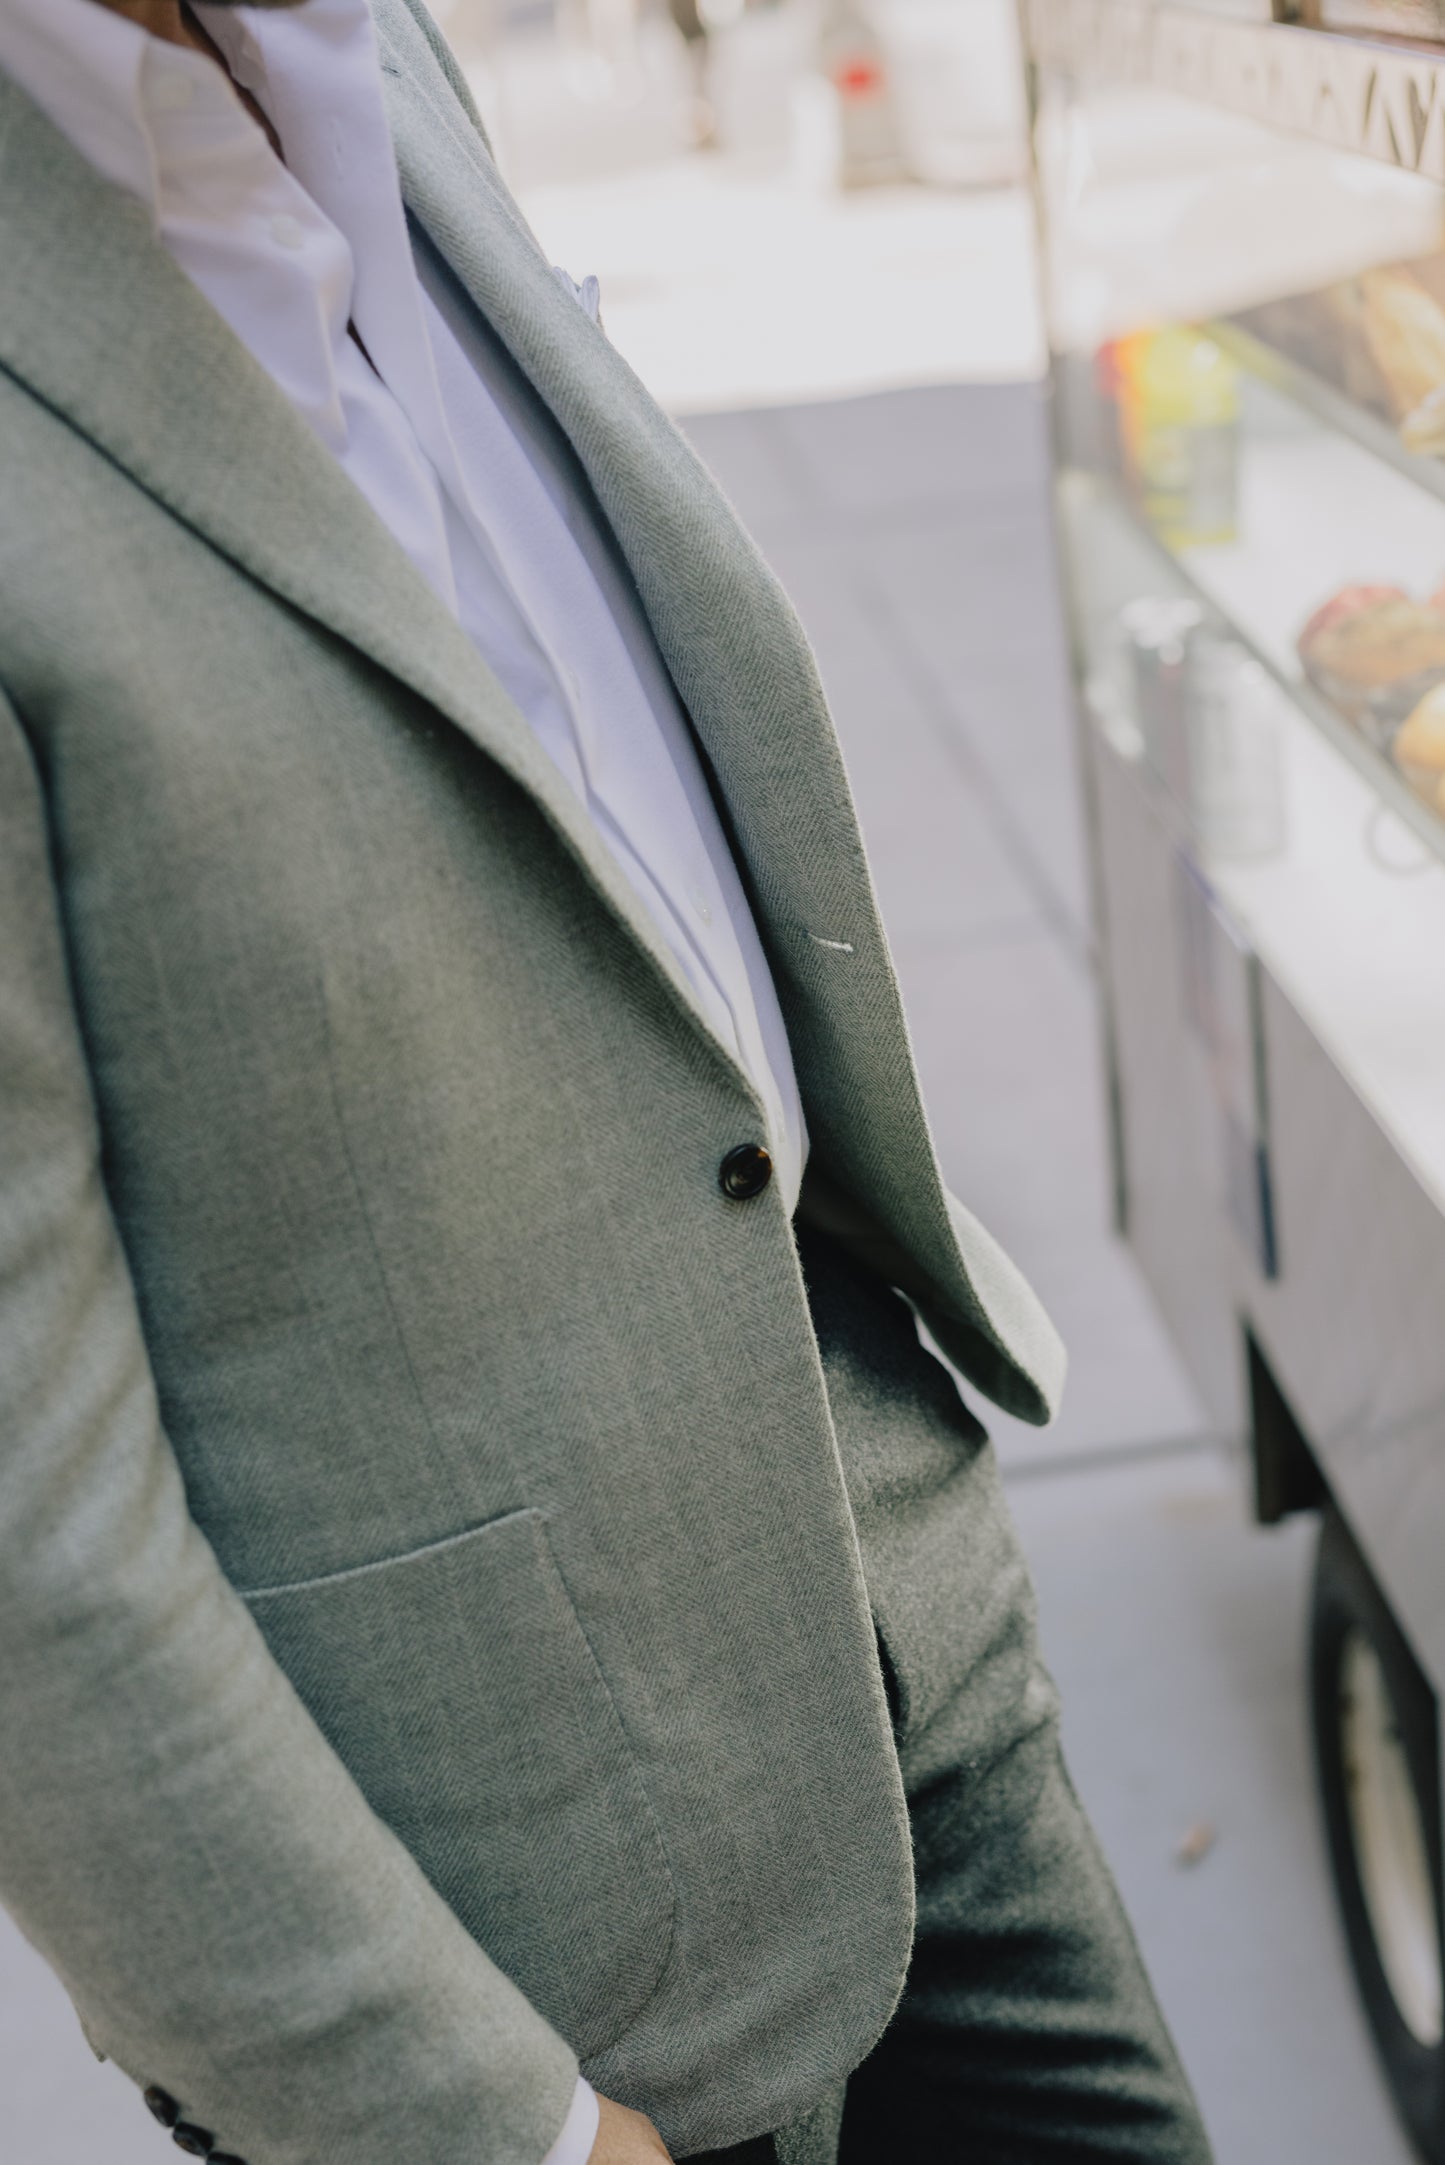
0, 385, 1415, 2165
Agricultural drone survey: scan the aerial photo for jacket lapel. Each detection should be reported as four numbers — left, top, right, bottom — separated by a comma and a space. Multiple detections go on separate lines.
373, 2, 883, 961
371, 13, 972, 1289
0, 30, 1060, 1418
374, 10, 1069, 1424
0, 68, 725, 1067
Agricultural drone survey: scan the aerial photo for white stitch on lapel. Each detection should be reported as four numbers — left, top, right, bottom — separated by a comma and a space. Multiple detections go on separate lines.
809, 935, 856, 954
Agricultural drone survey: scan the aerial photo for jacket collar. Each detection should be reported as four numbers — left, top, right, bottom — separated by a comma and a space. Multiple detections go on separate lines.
0, 59, 750, 1082
0, 31, 1061, 1422
367, 33, 1063, 1416
372, 0, 876, 949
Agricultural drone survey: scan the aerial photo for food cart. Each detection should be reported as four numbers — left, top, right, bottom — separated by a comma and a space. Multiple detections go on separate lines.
1022, 1, 1445, 2147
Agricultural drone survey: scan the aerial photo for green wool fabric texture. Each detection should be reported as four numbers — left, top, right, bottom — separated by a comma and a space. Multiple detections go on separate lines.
0, 5, 1072, 2161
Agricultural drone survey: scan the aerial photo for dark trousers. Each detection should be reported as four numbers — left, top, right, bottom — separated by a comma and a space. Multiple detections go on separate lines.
685, 1234, 1213, 2165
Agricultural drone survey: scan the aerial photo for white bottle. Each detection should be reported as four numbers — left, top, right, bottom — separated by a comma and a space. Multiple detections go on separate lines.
1188, 642, 1287, 862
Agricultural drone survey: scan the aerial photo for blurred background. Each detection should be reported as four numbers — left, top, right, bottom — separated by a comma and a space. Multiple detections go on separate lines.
10, 3, 1445, 2161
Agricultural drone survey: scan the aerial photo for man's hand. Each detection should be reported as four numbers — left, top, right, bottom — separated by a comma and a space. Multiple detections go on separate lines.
588, 2092, 673, 2163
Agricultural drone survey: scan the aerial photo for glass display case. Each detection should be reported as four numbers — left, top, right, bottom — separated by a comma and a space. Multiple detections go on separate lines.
1023, 5, 1445, 2146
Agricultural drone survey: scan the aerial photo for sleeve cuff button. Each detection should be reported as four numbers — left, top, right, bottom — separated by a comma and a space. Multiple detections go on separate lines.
143, 2088, 180, 2129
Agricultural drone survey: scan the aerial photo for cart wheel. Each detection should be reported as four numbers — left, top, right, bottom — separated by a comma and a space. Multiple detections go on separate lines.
1312, 1507, 1445, 2159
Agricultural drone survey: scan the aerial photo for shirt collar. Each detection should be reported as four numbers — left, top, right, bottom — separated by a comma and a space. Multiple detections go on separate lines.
0, 0, 389, 227
204, 1, 459, 484
189, 4, 272, 119
195, 3, 394, 249
0, 0, 160, 208
0, 0, 294, 225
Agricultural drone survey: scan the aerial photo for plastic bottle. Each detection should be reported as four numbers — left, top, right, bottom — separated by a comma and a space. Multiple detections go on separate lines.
1116, 327, 1240, 548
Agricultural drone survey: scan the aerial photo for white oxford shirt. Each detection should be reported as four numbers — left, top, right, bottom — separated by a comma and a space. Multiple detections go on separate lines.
0, 0, 819, 2158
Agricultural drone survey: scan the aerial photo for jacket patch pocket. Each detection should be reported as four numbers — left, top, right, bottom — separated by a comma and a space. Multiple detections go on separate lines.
243, 1508, 675, 2056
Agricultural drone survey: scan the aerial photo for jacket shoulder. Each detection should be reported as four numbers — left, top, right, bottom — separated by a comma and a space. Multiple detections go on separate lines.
375, 0, 497, 157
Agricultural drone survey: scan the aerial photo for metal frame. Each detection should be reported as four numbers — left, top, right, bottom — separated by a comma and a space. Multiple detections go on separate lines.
1025, 12, 1445, 2116
1024, 0, 1445, 1664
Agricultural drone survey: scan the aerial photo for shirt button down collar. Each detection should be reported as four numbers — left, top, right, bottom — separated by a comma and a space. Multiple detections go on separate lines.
143, 2086, 180, 2128
269, 212, 306, 252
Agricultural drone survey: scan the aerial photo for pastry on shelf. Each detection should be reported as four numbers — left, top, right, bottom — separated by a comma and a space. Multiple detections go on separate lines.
1233, 256, 1445, 457
1399, 383, 1445, 455
1392, 683, 1445, 803
1298, 584, 1409, 665
1320, 281, 1399, 413
1357, 268, 1445, 423
1235, 286, 1395, 419
1297, 583, 1445, 744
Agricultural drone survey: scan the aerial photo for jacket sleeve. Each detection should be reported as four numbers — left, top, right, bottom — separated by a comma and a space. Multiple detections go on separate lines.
0, 698, 580, 2162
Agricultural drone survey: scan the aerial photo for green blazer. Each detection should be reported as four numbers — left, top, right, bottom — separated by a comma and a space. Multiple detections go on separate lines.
0, 6, 1064, 2160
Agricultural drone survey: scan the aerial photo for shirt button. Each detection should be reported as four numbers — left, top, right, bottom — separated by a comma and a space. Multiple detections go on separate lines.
151, 73, 195, 112
688, 887, 713, 925
269, 213, 306, 252
719, 1144, 773, 1201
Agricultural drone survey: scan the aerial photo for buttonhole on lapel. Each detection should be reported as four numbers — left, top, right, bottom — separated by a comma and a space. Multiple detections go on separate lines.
809, 935, 856, 954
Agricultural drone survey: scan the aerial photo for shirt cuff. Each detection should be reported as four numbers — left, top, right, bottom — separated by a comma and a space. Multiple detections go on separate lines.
542, 2075, 600, 2165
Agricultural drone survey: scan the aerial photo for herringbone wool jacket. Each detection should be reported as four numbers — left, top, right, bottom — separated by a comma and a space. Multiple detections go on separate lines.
0, 6, 1064, 2162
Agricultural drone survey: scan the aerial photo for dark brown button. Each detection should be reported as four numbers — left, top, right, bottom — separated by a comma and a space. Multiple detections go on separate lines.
172, 2126, 213, 2158
143, 2087, 180, 2129
719, 1143, 772, 1200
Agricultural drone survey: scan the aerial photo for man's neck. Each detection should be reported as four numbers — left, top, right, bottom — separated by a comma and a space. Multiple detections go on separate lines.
86, 1, 290, 158
88, 2, 206, 53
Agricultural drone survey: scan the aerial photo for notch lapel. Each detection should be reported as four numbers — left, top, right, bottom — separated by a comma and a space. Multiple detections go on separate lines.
374, 2, 881, 955
369, 14, 1066, 1414
0, 69, 728, 1069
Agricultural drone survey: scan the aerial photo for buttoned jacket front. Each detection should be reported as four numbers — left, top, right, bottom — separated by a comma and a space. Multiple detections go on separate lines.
0, 8, 1065, 2163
